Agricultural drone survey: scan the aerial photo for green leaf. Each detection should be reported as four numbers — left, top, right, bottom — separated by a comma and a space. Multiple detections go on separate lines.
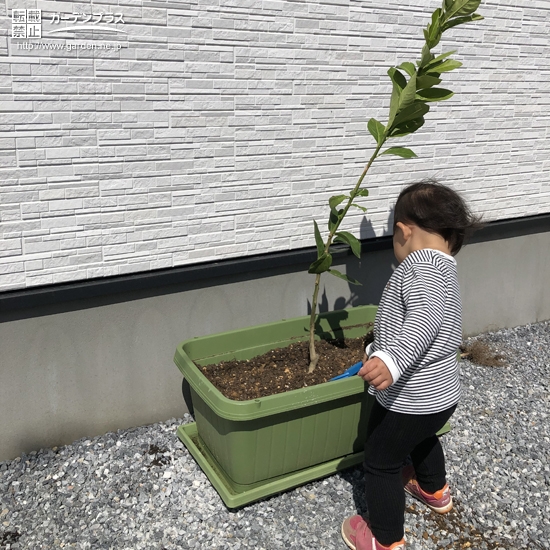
387, 67, 407, 90
308, 253, 333, 274
389, 117, 426, 138
387, 69, 409, 127
398, 62, 416, 77
426, 59, 462, 74
443, 13, 483, 32
313, 220, 324, 258
423, 27, 430, 44
416, 75, 442, 89
419, 44, 433, 67
329, 194, 347, 210
456, 0, 481, 16
426, 49, 457, 67
427, 8, 442, 48
355, 189, 369, 197
350, 203, 367, 213
393, 101, 430, 126
399, 72, 417, 112
416, 88, 454, 102
380, 147, 418, 159
334, 231, 361, 258
432, 7, 442, 26
328, 208, 342, 232
328, 269, 362, 286
445, 0, 482, 19
420, 50, 455, 74
388, 83, 402, 128
367, 118, 386, 146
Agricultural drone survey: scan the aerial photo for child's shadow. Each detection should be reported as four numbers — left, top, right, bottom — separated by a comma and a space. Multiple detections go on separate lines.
338, 466, 369, 518
337, 455, 414, 520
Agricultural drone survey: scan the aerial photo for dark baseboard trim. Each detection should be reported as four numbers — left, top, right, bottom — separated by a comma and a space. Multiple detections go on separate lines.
467, 212, 550, 244
1, 212, 548, 314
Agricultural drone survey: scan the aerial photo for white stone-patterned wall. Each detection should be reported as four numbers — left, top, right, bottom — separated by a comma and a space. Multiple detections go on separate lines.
0, 0, 549, 291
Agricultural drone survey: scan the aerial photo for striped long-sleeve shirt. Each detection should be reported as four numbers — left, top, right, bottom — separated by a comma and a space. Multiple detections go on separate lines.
366, 248, 462, 414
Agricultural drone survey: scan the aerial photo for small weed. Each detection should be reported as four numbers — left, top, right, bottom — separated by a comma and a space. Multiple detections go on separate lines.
460, 340, 507, 367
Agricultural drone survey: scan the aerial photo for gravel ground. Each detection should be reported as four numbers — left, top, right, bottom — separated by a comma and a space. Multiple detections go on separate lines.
1, 320, 549, 550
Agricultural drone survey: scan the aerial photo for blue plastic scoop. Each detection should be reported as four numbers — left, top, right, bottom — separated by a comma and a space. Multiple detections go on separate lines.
329, 361, 363, 381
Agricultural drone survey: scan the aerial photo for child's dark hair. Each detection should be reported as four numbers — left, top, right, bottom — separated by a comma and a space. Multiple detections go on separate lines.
394, 179, 484, 255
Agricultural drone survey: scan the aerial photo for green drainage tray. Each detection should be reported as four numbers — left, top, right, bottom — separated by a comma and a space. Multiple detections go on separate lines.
177, 422, 451, 509
177, 422, 364, 509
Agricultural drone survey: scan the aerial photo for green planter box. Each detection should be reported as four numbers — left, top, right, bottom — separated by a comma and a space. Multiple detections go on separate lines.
174, 305, 450, 507
174, 306, 377, 507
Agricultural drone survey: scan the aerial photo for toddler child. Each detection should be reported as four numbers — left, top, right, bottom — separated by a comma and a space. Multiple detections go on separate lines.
341, 179, 482, 550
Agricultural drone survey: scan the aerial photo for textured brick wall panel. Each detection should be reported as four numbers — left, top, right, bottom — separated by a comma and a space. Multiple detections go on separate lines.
0, 1, 549, 290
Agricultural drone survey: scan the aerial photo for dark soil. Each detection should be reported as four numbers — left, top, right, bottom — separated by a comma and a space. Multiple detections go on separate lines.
201, 330, 373, 401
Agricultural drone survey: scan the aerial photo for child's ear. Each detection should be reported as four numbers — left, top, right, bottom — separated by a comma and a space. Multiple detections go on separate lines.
395, 222, 413, 241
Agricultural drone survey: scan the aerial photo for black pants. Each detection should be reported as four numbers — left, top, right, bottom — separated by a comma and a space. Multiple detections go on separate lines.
363, 400, 457, 546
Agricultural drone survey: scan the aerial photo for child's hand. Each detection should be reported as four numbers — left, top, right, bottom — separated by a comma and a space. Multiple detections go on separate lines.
357, 357, 393, 390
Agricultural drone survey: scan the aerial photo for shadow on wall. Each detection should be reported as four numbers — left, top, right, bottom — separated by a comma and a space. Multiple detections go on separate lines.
309, 211, 396, 315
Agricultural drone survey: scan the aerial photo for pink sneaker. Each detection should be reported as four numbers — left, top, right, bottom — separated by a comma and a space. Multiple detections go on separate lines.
341, 515, 406, 550
404, 478, 453, 514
